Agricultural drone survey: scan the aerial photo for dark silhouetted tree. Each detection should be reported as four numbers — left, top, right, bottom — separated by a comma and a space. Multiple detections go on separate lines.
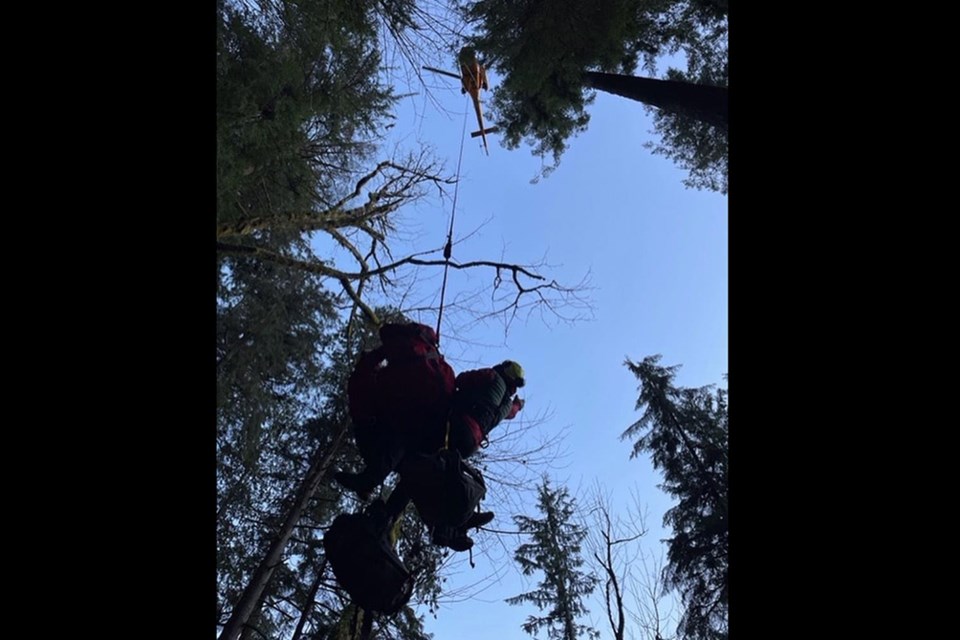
622, 355, 728, 640
459, 0, 727, 191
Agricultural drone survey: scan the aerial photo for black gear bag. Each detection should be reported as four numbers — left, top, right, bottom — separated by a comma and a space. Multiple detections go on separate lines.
399, 448, 486, 529
323, 503, 414, 614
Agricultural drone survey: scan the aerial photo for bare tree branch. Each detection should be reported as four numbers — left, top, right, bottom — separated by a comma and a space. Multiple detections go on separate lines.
584, 485, 679, 640
217, 239, 591, 330
218, 155, 454, 239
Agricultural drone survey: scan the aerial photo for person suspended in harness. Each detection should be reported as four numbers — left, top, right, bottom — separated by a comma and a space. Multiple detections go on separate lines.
335, 322, 456, 501
423, 359, 526, 551
339, 346, 526, 554
326, 323, 455, 616
447, 360, 526, 458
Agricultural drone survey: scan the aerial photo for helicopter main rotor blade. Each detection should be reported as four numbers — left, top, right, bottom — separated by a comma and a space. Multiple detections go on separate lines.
422, 66, 463, 81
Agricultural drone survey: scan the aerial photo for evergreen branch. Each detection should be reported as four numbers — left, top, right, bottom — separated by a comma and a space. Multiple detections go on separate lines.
662, 409, 726, 517
218, 422, 351, 640
217, 241, 380, 325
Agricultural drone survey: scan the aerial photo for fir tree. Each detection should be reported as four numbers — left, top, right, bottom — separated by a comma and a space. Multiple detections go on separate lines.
507, 478, 599, 640
622, 355, 728, 640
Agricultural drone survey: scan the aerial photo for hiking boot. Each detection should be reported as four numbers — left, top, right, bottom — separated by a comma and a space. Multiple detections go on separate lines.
334, 471, 374, 501
443, 533, 474, 552
432, 526, 475, 552
431, 525, 473, 552
464, 511, 494, 529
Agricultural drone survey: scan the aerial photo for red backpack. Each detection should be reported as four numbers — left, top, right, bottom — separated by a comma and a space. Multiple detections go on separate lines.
347, 348, 384, 430
347, 323, 456, 434
376, 323, 455, 432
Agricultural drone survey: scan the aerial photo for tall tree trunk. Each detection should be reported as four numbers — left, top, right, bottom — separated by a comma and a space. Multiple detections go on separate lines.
583, 72, 728, 130
290, 559, 327, 640
219, 425, 349, 640
595, 510, 626, 640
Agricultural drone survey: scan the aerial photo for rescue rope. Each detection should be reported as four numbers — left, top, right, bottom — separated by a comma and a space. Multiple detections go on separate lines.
435, 104, 470, 345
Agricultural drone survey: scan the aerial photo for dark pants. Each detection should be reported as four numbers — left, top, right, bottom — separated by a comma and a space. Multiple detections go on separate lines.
358, 416, 476, 524
354, 418, 439, 519
352, 421, 407, 488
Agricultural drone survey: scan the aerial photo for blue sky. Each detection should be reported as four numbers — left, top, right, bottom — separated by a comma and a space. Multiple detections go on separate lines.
318, 58, 726, 638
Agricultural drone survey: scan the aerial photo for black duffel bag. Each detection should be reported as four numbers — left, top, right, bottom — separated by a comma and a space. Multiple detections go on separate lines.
323, 502, 414, 614
399, 448, 486, 529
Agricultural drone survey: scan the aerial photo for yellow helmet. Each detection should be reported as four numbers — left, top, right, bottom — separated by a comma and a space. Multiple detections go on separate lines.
497, 360, 525, 387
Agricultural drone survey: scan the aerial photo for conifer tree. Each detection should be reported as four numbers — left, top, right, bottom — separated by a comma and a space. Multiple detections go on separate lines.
507, 478, 599, 640
623, 355, 728, 640
459, 0, 727, 190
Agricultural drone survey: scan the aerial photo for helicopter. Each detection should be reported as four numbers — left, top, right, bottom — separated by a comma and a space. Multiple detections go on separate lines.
423, 47, 500, 155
